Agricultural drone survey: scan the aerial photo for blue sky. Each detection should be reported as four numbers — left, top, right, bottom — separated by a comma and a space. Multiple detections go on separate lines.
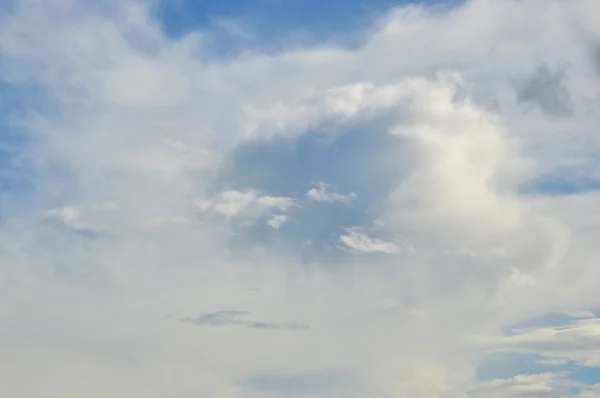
2, 0, 600, 397
152, 0, 461, 61
155, 0, 456, 39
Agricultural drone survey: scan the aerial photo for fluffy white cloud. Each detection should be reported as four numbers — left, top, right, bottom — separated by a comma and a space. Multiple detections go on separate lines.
2, 0, 600, 397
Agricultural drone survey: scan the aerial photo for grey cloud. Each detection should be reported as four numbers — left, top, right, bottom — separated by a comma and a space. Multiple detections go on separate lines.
182, 310, 309, 331
516, 65, 573, 117
182, 310, 248, 326
247, 321, 310, 331
578, 29, 600, 77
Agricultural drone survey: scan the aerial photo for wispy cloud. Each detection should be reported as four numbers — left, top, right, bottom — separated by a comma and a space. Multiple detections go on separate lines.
338, 228, 401, 254
193, 190, 295, 227
183, 310, 309, 331
306, 181, 356, 205
488, 317, 600, 367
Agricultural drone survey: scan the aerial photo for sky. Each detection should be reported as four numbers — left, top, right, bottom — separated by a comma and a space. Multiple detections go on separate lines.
2, 0, 600, 397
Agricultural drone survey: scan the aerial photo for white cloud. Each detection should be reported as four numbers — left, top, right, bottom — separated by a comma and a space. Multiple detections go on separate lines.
267, 215, 288, 230
338, 229, 400, 254
194, 190, 294, 219
211, 191, 260, 217
2, 0, 600, 397
43, 206, 85, 230
306, 181, 356, 205
255, 195, 295, 212
41, 204, 121, 235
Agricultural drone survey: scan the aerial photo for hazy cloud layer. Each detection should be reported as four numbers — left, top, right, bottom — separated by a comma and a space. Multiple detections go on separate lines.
1, 0, 600, 397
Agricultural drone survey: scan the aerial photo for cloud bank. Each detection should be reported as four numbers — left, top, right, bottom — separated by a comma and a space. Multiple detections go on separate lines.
1, 0, 600, 397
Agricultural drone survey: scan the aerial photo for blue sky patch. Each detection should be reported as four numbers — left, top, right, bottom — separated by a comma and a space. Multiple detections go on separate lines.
153, 0, 459, 54
215, 117, 408, 258
520, 174, 600, 196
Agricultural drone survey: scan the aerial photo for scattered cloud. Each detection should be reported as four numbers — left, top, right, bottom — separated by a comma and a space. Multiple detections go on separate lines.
338, 228, 400, 254
490, 318, 600, 367
194, 190, 294, 219
306, 181, 356, 205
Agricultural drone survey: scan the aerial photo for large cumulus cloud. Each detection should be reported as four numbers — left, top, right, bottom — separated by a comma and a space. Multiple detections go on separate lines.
2, 0, 600, 397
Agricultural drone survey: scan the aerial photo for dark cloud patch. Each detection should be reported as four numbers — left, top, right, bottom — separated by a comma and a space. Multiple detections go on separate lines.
182, 310, 309, 331
515, 64, 573, 117
182, 310, 248, 326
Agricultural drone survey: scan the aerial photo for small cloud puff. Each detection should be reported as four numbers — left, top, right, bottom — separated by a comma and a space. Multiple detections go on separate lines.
267, 214, 288, 229
337, 228, 403, 254
306, 182, 356, 205
193, 190, 294, 218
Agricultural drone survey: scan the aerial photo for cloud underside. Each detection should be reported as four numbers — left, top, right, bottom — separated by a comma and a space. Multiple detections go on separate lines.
1, 0, 600, 397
